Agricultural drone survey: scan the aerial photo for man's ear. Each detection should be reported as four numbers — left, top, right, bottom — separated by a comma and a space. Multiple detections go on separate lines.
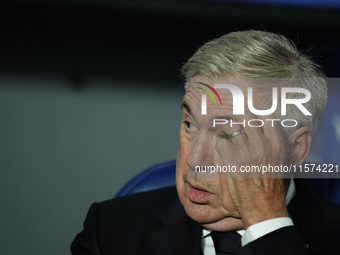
286, 126, 312, 166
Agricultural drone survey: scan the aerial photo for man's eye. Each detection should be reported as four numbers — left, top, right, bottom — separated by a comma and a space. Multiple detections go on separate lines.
218, 132, 229, 140
183, 121, 196, 131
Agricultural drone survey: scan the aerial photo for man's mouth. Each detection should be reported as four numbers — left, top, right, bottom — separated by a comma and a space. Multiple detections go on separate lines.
186, 182, 213, 203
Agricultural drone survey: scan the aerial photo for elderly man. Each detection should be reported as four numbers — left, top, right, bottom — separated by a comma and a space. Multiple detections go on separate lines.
71, 30, 340, 255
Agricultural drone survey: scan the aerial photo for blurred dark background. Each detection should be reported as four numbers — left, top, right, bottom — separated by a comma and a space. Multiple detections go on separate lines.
0, 0, 340, 254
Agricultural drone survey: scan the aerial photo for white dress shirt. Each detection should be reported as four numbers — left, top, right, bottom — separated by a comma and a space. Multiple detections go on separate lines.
201, 178, 296, 255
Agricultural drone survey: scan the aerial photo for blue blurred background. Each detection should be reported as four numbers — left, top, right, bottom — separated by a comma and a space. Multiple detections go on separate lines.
0, 0, 339, 254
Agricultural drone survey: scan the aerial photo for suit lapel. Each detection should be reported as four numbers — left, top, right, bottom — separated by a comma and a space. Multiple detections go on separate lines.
147, 200, 202, 255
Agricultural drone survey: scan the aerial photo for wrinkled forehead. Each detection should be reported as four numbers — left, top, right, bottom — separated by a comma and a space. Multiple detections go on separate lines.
185, 76, 256, 104
184, 77, 276, 119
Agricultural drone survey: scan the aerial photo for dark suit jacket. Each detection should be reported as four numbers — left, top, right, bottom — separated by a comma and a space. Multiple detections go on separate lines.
71, 179, 340, 255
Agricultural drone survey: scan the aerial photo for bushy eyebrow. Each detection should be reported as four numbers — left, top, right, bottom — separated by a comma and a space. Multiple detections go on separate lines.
210, 115, 232, 122
181, 100, 232, 123
180, 101, 190, 114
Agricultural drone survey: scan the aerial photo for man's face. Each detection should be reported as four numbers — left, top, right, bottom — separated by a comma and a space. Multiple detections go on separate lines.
176, 76, 269, 231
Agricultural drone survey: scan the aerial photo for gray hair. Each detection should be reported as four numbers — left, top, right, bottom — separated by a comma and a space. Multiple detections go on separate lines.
182, 30, 327, 138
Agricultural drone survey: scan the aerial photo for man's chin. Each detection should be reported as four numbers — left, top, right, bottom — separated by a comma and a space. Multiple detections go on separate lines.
201, 218, 244, 232
184, 201, 217, 223
182, 200, 244, 231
